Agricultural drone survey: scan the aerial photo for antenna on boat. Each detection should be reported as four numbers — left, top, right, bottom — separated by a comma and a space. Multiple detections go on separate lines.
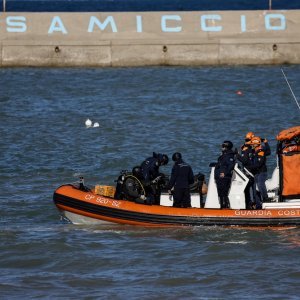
281, 68, 300, 111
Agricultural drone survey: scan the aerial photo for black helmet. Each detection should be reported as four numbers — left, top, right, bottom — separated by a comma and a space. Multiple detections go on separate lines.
222, 140, 233, 150
155, 153, 169, 165
132, 166, 143, 179
161, 154, 169, 165
172, 152, 182, 162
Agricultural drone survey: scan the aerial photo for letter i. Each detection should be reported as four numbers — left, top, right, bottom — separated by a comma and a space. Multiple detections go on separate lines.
241, 15, 246, 33
136, 15, 143, 33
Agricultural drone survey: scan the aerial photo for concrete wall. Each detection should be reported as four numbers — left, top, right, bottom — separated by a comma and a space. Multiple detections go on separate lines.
1, 10, 300, 67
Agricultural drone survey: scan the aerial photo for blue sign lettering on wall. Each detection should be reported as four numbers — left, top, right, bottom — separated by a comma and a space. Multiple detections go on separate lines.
201, 15, 222, 32
265, 13, 286, 30
161, 15, 182, 32
48, 16, 68, 34
88, 16, 118, 32
3, 0, 300, 12
6, 16, 27, 32
2, 13, 290, 34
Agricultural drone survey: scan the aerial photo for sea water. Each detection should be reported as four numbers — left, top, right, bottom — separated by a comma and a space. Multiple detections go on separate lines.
1, 66, 300, 299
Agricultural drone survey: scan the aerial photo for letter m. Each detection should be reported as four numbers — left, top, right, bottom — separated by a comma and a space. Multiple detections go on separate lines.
88, 16, 117, 33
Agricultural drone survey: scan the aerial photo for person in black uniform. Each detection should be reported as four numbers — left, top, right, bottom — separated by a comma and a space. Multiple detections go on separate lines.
140, 152, 169, 182
214, 141, 235, 209
140, 152, 169, 204
168, 152, 194, 208
238, 134, 255, 209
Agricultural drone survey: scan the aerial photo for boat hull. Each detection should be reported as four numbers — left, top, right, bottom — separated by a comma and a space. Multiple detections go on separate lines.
53, 185, 300, 227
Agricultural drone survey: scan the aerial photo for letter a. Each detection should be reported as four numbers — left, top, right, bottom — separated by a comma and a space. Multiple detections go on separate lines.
48, 16, 67, 34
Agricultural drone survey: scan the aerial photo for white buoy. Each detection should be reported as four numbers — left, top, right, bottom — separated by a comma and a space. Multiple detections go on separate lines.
85, 118, 92, 128
93, 122, 100, 128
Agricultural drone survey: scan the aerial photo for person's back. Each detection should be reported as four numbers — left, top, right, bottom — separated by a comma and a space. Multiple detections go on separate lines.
169, 160, 194, 189
140, 152, 169, 182
168, 152, 194, 208
140, 156, 159, 182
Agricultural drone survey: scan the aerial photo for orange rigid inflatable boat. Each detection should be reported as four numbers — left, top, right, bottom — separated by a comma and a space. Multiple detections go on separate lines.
53, 126, 300, 227
53, 184, 300, 227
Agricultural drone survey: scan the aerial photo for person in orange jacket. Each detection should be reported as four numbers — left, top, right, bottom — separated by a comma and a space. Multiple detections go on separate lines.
246, 136, 269, 209
241, 131, 271, 157
239, 132, 271, 209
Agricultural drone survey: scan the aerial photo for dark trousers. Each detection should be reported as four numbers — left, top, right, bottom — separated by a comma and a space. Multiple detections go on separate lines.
254, 172, 268, 199
144, 185, 161, 205
216, 177, 231, 208
216, 177, 231, 197
253, 172, 268, 209
173, 188, 191, 208
245, 177, 255, 209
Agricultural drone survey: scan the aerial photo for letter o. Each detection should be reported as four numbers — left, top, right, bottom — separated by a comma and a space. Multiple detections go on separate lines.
265, 14, 286, 31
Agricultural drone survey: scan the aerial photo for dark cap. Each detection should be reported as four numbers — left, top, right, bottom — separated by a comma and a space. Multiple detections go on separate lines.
222, 141, 233, 150
172, 152, 182, 162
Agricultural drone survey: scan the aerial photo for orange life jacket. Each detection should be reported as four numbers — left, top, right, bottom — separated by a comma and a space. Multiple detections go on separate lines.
277, 126, 300, 141
277, 126, 300, 198
282, 144, 300, 154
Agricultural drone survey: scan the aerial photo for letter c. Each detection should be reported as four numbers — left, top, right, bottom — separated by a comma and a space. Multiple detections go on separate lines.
201, 15, 222, 32
161, 15, 182, 32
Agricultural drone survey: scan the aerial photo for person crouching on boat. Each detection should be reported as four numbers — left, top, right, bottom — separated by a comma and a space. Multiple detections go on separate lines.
247, 136, 269, 209
214, 141, 235, 209
140, 152, 169, 205
168, 152, 195, 208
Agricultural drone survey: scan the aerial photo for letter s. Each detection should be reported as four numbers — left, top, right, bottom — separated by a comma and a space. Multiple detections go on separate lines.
6, 16, 27, 33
